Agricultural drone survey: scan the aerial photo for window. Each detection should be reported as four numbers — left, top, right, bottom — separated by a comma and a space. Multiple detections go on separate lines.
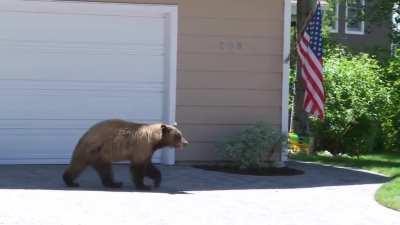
329, 2, 339, 33
345, 0, 365, 35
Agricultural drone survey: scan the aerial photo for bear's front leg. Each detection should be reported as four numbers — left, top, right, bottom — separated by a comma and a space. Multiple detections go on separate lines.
130, 164, 151, 191
146, 163, 161, 188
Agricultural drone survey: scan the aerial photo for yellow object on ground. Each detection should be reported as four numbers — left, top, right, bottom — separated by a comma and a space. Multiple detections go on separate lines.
288, 132, 313, 154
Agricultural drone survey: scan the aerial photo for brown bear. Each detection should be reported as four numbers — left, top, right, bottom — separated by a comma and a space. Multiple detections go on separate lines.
62, 119, 188, 190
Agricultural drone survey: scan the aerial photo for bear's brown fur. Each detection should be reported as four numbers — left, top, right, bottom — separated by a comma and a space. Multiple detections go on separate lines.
62, 119, 188, 190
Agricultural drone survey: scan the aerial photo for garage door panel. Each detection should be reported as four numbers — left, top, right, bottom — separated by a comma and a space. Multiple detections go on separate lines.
0, 94, 164, 120
1, 11, 166, 45
0, 128, 162, 163
1, 41, 165, 55
0, 80, 165, 92
1, 53, 165, 82
0, 129, 82, 157
0, 118, 163, 130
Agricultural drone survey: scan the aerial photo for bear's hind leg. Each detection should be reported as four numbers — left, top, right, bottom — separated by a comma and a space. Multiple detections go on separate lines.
63, 161, 87, 187
130, 164, 151, 191
92, 161, 123, 188
146, 163, 161, 188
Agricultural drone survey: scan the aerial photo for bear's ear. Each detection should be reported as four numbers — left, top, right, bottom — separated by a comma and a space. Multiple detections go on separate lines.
161, 124, 170, 134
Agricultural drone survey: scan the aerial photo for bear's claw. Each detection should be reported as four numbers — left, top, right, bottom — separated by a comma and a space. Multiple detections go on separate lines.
103, 181, 123, 189
136, 184, 151, 191
154, 179, 161, 188
63, 173, 80, 188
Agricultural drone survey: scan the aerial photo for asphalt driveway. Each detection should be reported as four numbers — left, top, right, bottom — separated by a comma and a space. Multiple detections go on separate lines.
0, 161, 398, 225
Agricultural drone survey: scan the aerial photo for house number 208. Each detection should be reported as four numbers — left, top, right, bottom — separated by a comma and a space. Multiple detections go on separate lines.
220, 41, 243, 51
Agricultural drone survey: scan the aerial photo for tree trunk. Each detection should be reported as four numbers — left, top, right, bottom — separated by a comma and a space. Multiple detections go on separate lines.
292, 0, 315, 136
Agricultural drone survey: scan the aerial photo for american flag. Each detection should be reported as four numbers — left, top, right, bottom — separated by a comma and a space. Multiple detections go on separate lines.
296, 1, 325, 119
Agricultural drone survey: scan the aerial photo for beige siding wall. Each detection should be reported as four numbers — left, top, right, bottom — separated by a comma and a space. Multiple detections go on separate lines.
177, 0, 283, 161
77, 0, 284, 161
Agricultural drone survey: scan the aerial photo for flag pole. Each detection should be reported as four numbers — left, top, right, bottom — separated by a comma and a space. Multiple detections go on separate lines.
289, 0, 319, 132
297, 1, 320, 43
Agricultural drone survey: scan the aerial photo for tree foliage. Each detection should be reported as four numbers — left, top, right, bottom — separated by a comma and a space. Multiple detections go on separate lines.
381, 51, 400, 151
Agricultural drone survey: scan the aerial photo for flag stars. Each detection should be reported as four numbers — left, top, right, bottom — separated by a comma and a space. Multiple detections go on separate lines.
300, 3, 323, 58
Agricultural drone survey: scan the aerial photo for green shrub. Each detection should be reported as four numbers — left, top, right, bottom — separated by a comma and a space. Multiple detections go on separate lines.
311, 48, 389, 155
389, 80, 400, 150
217, 122, 286, 169
381, 53, 400, 151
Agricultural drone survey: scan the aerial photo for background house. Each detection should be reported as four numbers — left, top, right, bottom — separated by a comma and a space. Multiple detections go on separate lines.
292, 0, 392, 52
0, 0, 291, 165
329, 0, 392, 52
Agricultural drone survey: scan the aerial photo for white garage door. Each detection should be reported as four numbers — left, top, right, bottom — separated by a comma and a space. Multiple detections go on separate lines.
0, 0, 177, 164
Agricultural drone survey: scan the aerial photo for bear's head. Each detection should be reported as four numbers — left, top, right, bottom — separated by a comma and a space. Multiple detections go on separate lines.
160, 124, 189, 150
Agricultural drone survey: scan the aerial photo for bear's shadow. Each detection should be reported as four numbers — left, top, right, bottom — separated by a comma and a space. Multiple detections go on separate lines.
0, 162, 390, 193
0, 164, 192, 194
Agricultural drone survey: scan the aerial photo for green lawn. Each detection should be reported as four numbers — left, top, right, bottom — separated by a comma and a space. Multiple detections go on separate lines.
290, 152, 400, 211
375, 177, 400, 211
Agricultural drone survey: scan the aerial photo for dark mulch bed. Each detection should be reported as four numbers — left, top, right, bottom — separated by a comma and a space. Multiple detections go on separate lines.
193, 164, 304, 176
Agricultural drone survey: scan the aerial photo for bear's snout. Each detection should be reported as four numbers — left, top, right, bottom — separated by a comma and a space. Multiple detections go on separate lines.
176, 137, 189, 150
182, 137, 189, 147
